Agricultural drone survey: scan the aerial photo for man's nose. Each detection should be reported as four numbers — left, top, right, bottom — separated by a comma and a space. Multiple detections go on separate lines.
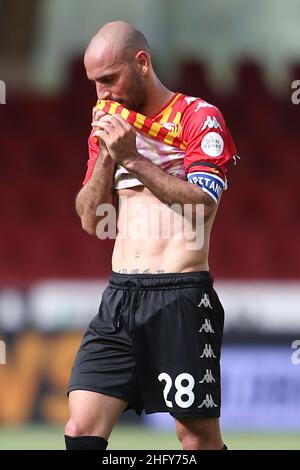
96, 84, 111, 100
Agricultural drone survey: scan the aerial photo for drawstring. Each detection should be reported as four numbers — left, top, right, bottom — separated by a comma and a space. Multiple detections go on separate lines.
115, 279, 142, 329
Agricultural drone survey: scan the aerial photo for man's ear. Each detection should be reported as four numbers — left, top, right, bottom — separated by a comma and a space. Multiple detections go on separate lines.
135, 51, 150, 75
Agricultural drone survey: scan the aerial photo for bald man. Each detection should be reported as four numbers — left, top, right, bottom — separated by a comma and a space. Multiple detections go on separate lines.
65, 21, 237, 450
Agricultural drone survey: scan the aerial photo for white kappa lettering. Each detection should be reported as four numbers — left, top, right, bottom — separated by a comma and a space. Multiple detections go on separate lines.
199, 319, 215, 333
201, 115, 223, 131
200, 344, 216, 358
199, 369, 216, 383
198, 293, 213, 309
198, 394, 218, 408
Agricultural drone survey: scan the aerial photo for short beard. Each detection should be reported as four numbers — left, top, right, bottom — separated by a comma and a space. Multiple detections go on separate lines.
117, 71, 146, 112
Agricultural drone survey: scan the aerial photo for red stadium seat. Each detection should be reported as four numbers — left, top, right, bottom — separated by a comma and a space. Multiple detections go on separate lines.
0, 58, 299, 282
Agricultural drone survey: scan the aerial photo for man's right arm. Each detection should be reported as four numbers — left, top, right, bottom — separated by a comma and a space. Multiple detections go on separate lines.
76, 146, 115, 236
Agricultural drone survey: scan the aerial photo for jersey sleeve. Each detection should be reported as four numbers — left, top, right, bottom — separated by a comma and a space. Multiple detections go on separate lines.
181, 100, 237, 203
82, 131, 100, 186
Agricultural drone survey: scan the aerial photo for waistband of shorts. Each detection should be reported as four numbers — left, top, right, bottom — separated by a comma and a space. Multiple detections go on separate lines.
109, 271, 213, 290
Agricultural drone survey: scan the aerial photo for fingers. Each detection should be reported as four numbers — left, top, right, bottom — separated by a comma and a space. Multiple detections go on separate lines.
92, 111, 107, 134
93, 129, 108, 141
92, 114, 131, 133
110, 114, 132, 131
92, 117, 128, 144
92, 108, 106, 125
92, 119, 116, 134
93, 121, 115, 145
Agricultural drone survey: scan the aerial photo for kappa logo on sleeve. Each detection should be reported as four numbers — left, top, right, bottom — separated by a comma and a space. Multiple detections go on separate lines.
201, 116, 223, 131
194, 101, 216, 112
185, 96, 197, 105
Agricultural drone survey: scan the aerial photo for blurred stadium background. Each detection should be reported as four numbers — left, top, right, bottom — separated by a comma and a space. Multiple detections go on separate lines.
0, 0, 300, 450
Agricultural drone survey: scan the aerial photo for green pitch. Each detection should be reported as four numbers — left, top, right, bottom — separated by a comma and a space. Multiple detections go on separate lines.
0, 425, 299, 450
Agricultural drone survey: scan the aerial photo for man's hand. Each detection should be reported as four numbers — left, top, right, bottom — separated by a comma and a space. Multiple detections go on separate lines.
92, 114, 139, 167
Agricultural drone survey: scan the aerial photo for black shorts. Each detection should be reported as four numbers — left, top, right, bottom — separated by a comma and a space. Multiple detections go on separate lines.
68, 271, 224, 418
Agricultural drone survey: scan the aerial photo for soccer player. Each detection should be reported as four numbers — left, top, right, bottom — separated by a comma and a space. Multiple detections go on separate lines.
65, 21, 236, 450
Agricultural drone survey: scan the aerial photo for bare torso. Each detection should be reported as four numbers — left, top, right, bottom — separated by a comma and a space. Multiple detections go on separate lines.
112, 186, 219, 273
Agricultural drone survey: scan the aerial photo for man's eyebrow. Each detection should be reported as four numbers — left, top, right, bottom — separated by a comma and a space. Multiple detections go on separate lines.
94, 73, 116, 82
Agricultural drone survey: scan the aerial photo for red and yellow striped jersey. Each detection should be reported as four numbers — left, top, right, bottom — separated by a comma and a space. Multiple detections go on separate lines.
83, 93, 237, 195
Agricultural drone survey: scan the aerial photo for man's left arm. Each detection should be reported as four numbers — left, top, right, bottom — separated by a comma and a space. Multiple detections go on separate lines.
126, 154, 215, 221
92, 114, 215, 222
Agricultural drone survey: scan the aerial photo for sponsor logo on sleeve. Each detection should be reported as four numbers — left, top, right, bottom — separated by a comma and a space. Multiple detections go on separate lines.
200, 132, 224, 157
